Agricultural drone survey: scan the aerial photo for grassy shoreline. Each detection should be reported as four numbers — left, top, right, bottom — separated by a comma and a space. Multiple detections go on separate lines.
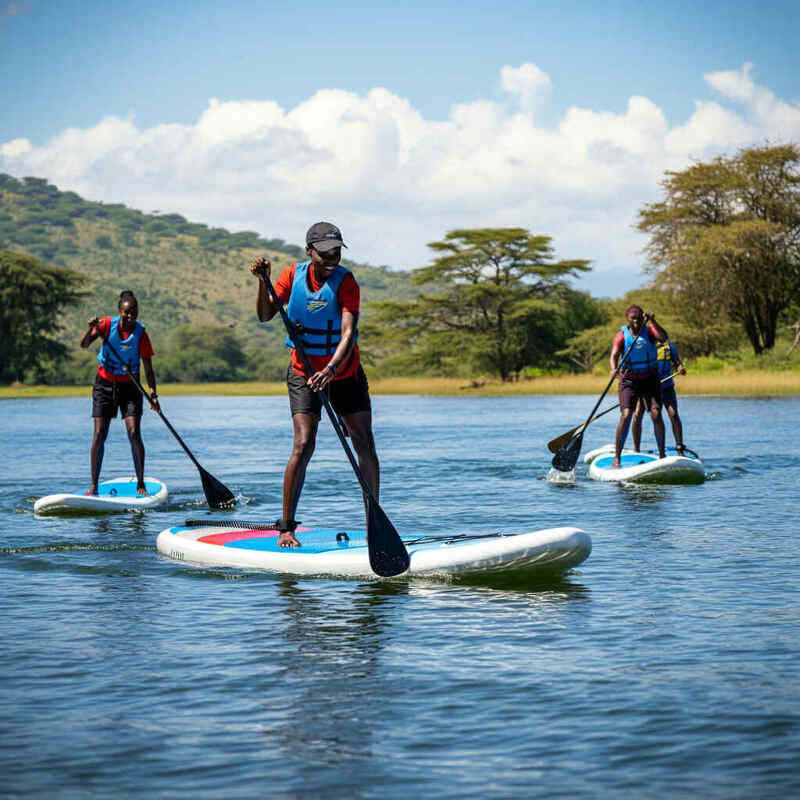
3, 370, 800, 398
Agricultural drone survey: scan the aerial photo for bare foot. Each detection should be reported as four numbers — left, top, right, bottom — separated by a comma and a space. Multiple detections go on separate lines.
85, 486, 98, 496
611, 458, 620, 468
278, 531, 300, 547
137, 485, 148, 496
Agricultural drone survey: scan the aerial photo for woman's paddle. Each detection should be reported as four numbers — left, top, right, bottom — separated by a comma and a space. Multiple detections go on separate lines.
550, 316, 651, 472
98, 331, 236, 509
547, 404, 620, 454
546, 371, 679, 454
257, 268, 409, 577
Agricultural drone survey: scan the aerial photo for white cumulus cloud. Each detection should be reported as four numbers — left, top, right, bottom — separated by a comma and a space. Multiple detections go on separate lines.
1, 62, 794, 287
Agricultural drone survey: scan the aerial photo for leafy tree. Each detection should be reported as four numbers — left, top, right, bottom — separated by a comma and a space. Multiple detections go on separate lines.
157, 323, 247, 382
365, 228, 590, 381
638, 143, 800, 355
0, 250, 85, 383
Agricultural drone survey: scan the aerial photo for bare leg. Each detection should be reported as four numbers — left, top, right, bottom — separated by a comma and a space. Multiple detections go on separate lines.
666, 404, 684, 454
88, 417, 111, 494
342, 410, 380, 511
124, 414, 146, 493
280, 412, 319, 547
613, 408, 633, 467
631, 397, 645, 452
650, 405, 666, 458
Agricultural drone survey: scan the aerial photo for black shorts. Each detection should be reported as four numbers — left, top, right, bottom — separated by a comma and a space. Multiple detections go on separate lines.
92, 375, 143, 419
619, 370, 661, 413
287, 365, 372, 418
660, 385, 678, 412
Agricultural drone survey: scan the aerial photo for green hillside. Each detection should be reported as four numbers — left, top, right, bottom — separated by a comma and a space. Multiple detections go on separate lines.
0, 173, 418, 377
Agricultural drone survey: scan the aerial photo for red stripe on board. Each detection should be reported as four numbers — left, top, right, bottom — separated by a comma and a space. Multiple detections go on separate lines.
197, 528, 309, 545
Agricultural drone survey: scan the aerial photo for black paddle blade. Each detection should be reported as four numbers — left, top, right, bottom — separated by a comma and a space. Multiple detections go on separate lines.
551, 431, 584, 472
366, 497, 410, 577
547, 424, 582, 454
199, 467, 237, 509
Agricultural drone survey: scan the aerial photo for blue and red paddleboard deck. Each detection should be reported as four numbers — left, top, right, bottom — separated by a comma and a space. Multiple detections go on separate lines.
157, 523, 591, 578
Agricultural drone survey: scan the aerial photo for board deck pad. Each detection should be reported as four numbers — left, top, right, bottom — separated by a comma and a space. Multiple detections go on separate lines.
72, 478, 165, 497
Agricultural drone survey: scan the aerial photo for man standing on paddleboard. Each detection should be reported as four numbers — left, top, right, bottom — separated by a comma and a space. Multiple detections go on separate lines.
250, 222, 379, 548
631, 340, 688, 456
609, 305, 668, 467
80, 290, 161, 495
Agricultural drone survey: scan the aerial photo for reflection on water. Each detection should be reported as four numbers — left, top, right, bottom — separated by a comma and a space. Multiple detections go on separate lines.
258, 578, 411, 766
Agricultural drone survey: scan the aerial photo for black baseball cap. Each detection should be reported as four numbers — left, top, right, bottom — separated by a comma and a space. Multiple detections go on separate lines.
306, 221, 347, 252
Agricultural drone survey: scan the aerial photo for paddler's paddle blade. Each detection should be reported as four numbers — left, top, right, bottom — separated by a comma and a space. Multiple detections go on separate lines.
551, 431, 584, 473
199, 467, 237, 509
547, 424, 582, 454
366, 497, 410, 577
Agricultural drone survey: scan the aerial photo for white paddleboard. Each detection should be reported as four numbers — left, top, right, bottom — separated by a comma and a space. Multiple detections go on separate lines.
587, 449, 704, 484
157, 523, 591, 578
34, 477, 168, 515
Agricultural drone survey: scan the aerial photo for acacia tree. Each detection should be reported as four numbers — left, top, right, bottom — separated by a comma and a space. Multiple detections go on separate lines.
638, 143, 800, 355
364, 228, 590, 381
0, 250, 85, 383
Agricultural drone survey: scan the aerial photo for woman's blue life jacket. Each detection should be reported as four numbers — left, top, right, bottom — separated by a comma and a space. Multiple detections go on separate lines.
284, 261, 358, 356
97, 316, 146, 375
620, 324, 658, 374
656, 342, 680, 387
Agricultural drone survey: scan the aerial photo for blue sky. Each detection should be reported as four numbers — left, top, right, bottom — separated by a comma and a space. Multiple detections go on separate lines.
2, 0, 799, 296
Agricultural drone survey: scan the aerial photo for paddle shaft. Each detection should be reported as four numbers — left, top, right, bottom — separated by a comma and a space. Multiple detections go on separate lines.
547, 371, 679, 453
574, 316, 653, 435
97, 333, 209, 471
259, 272, 373, 498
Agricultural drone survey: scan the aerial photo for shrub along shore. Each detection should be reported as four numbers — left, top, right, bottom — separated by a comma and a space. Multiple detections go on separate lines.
2, 370, 800, 399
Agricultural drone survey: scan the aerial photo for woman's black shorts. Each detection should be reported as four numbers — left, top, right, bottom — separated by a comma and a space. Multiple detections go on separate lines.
92, 375, 143, 419
287, 365, 372, 418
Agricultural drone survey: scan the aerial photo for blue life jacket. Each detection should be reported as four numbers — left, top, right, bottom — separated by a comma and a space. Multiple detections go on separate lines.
284, 261, 357, 356
656, 342, 679, 387
620, 324, 657, 373
97, 316, 145, 375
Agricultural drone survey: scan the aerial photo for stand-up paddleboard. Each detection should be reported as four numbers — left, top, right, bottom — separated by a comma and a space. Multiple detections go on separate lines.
157, 521, 591, 578
586, 447, 704, 484
34, 477, 168, 515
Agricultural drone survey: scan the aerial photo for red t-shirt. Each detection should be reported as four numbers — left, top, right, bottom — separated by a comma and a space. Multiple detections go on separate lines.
96, 316, 154, 382
274, 264, 361, 379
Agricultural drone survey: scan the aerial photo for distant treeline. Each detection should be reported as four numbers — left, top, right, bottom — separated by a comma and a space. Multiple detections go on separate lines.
2, 142, 800, 387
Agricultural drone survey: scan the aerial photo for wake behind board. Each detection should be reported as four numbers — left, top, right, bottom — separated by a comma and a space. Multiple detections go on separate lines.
157, 522, 591, 578
587, 448, 704, 484
34, 477, 168, 515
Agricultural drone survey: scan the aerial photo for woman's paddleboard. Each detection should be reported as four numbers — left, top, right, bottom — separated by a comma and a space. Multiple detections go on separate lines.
586, 448, 704, 484
157, 521, 591, 578
34, 477, 168, 515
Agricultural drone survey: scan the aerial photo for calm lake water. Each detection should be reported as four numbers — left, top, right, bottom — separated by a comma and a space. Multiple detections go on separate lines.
1, 393, 799, 798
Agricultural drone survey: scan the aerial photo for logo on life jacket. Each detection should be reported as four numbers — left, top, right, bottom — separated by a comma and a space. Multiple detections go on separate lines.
307, 299, 329, 312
